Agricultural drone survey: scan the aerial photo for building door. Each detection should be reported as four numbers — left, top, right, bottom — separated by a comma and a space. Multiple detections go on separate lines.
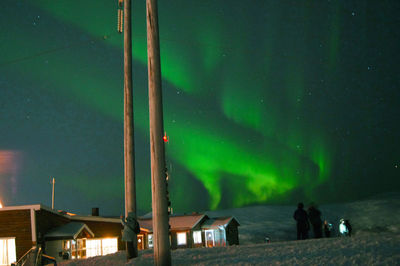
205, 230, 214, 247
137, 235, 144, 250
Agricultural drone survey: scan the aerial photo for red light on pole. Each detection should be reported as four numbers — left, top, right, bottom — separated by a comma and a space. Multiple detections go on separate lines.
163, 132, 168, 143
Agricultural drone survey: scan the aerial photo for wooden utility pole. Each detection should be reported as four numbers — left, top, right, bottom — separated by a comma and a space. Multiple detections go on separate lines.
123, 0, 138, 258
146, 0, 171, 265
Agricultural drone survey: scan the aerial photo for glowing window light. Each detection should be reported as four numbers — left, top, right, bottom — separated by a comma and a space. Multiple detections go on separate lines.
101, 238, 118, 255
86, 239, 101, 257
177, 232, 187, 246
193, 231, 202, 244
86, 238, 117, 257
0, 238, 16, 265
148, 234, 153, 248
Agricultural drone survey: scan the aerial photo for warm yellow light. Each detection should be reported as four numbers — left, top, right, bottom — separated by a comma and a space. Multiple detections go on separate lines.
0, 201, 3, 208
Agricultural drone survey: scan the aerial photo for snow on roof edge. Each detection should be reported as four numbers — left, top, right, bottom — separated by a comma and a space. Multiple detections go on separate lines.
0, 204, 120, 223
70, 215, 121, 223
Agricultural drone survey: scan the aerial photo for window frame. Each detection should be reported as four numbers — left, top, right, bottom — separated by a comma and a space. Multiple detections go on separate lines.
192, 230, 202, 244
176, 232, 187, 246
0, 237, 16, 266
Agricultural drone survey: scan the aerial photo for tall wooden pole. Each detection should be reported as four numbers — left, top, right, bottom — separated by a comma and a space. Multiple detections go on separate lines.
146, 0, 171, 265
123, 0, 138, 258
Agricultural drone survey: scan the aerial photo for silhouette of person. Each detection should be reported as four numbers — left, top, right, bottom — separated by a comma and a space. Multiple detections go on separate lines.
308, 203, 323, 238
293, 202, 310, 240
323, 220, 333, 238
344, 219, 352, 236
121, 212, 140, 260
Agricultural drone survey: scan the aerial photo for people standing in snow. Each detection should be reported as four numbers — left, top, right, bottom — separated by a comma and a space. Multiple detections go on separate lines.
344, 220, 352, 236
121, 212, 141, 260
339, 219, 352, 237
293, 202, 310, 240
323, 220, 333, 238
307, 203, 323, 238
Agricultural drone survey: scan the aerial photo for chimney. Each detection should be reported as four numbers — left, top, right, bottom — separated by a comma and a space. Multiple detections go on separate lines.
92, 207, 99, 216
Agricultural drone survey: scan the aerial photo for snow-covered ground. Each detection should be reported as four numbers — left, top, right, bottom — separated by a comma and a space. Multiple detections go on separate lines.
58, 193, 400, 265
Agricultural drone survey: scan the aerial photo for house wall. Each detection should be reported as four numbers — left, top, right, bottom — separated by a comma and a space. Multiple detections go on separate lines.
0, 209, 32, 261
45, 240, 64, 263
226, 223, 239, 245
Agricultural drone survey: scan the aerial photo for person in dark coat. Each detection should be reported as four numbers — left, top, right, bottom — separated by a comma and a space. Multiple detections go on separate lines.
293, 202, 310, 240
308, 203, 323, 238
323, 220, 333, 238
344, 220, 352, 236
121, 212, 140, 260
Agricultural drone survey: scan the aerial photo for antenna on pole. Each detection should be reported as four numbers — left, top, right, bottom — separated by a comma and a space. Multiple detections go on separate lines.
117, 0, 123, 33
51, 177, 55, 209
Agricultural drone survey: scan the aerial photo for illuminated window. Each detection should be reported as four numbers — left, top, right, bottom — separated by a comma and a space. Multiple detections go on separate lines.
148, 234, 153, 248
86, 239, 101, 257
177, 232, 187, 246
101, 238, 118, 255
62, 240, 70, 250
71, 239, 86, 259
86, 238, 118, 258
176, 232, 186, 246
0, 238, 16, 266
193, 231, 202, 244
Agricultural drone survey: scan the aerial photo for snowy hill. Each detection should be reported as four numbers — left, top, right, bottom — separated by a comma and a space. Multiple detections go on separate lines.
206, 192, 400, 244
58, 193, 400, 265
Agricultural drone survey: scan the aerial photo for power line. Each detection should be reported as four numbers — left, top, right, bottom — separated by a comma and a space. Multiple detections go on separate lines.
0, 30, 238, 69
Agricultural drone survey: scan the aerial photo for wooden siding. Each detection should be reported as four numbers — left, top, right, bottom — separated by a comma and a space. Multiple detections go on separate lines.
226, 222, 239, 245
0, 210, 32, 260
35, 209, 70, 245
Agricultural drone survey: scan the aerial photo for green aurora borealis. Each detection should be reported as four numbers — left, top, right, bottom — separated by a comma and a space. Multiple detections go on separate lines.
1, 0, 399, 215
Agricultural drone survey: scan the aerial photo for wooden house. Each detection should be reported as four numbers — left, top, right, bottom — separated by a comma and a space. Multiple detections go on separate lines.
0, 204, 123, 265
137, 213, 240, 250
0, 204, 240, 265
201, 216, 240, 247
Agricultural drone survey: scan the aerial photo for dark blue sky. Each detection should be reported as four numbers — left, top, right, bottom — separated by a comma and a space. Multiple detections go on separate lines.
0, 0, 399, 216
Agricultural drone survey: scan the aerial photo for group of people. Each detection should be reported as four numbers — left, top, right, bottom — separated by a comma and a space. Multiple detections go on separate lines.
293, 202, 352, 240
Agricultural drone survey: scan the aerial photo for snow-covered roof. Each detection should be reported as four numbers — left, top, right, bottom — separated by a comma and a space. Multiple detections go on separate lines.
201, 216, 240, 229
0, 204, 58, 215
138, 214, 208, 231
44, 222, 94, 240
70, 215, 121, 223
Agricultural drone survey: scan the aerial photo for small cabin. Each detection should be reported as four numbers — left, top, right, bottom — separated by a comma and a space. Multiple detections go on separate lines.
201, 216, 240, 247
137, 213, 240, 250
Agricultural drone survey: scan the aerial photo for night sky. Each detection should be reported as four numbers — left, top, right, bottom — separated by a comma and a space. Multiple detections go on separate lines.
1, 0, 399, 216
